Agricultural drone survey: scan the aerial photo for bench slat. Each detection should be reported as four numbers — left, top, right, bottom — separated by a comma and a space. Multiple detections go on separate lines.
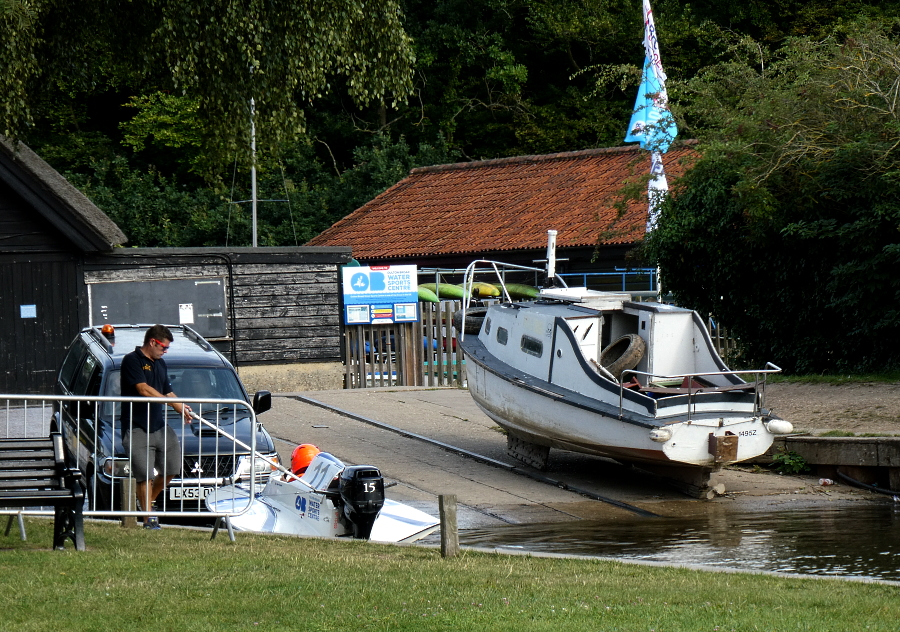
0, 492, 77, 507
0, 481, 61, 496
0, 458, 56, 468
0, 440, 54, 450
0, 468, 57, 480
0, 449, 56, 461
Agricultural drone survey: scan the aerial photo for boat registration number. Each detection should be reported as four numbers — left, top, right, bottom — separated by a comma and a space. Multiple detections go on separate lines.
170, 487, 212, 500
738, 430, 757, 437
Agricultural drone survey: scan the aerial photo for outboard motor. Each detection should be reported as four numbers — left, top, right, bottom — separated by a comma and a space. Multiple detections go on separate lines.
338, 465, 385, 539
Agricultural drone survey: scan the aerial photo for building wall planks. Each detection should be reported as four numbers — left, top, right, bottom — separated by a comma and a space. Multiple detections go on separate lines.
0, 253, 83, 393
83, 248, 351, 367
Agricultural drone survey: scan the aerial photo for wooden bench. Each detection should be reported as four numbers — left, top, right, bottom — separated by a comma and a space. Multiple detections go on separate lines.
0, 433, 85, 551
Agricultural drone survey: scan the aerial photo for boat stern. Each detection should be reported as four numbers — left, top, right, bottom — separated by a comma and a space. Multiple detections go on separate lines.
654, 413, 793, 467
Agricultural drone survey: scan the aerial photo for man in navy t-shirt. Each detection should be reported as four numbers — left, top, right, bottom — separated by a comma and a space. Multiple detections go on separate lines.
120, 324, 192, 529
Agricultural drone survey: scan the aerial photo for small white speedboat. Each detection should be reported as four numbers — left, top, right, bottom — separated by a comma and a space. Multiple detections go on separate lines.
205, 452, 439, 543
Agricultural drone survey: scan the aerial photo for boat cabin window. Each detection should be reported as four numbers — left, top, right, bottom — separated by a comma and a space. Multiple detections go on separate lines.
485, 317, 491, 335
496, 327, 508, 345
520, 335, 543, 357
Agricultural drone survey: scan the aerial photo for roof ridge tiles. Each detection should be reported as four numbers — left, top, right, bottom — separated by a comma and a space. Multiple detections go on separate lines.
410, 140, 697, 175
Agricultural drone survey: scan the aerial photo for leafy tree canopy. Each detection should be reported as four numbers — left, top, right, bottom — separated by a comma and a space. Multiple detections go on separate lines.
0, 0, 415, 176
644, 19, 900, 372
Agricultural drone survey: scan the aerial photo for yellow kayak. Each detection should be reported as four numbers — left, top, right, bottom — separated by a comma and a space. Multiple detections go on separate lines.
469, 282, 500, 297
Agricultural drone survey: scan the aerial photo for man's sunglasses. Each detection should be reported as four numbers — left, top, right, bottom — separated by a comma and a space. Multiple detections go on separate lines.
152, 339, 171, 351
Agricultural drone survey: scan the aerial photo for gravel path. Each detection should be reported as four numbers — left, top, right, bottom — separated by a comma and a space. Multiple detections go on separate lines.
766, 382, 900, 435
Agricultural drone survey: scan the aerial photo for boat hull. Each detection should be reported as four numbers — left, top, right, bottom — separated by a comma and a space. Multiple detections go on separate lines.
470, 367, 771, 467
463, 330, 778, 470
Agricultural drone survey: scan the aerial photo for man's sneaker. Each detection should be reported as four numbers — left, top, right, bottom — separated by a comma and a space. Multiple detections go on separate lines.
143, 516, 161, 530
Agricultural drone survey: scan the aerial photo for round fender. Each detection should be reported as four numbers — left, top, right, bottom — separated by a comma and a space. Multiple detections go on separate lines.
599, 334, 647, 380
452, 308, 488, 335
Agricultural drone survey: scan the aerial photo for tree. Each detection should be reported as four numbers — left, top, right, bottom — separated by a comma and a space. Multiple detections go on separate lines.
644, 21, 900, 373
0, 0, 415, 177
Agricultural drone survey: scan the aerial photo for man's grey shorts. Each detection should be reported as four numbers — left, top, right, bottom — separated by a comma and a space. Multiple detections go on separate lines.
123, 426, 182, 481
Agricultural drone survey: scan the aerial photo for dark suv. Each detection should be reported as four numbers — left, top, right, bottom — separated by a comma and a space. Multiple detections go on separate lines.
55, 324, 278, 513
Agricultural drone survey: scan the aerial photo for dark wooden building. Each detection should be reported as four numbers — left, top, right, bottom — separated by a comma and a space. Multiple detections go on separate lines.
1, 137, 351, 394
0, 137, 127, 393
81, 248, 351, 367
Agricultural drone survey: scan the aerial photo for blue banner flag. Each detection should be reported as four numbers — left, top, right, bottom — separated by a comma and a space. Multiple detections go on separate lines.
624, 57, 677, 153
625, 0, 676, 234
624, 0, 677, 153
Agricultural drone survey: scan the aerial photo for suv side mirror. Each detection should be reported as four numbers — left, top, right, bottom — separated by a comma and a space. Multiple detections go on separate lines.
252, 390, 272, 415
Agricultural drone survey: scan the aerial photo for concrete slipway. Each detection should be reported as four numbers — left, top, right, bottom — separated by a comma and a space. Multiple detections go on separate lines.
259, 387, 872, 529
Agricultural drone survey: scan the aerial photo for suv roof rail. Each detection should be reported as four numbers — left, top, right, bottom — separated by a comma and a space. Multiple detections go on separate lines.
87, 326, 115, 354
182, 325, 212, 351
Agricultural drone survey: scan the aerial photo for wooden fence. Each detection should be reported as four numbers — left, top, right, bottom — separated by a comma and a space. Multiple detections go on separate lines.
343, 299, 738, 389
344, 300, 466, 389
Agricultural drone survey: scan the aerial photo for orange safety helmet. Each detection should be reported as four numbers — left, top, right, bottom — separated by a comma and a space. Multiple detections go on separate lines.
290, 444, 321, 475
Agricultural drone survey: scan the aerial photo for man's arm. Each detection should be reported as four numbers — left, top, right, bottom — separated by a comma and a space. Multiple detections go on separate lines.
133, 383, 192, 423
166, 391, 193, 423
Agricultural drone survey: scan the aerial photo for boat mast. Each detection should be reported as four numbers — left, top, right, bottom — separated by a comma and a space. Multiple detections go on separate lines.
544, 229, 557, 287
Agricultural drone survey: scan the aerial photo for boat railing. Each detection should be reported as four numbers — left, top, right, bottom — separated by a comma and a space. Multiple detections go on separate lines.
459, 259, 552, 340
619, 363, 782, 421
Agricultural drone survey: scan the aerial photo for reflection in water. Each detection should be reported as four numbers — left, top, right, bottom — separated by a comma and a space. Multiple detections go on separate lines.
458, 503, 900, 581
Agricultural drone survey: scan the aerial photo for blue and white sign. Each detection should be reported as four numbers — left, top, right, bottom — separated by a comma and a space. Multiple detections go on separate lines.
342, 265, 419, 325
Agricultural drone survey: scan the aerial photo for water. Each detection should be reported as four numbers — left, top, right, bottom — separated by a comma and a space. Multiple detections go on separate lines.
458, 502, 900, 581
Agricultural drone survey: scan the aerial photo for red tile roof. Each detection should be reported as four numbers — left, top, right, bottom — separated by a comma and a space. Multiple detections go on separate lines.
306, 142, 698, 259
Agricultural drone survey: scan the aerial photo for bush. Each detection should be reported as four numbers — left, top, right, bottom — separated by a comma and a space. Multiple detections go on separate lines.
644, 22, 900, 373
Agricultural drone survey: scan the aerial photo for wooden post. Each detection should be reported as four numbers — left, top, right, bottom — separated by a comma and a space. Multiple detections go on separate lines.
439, 494, 459, 558
343, 326, 353, 388
425, 304, 435, 386
401, 321, 420, 386
120, 478, 137, 528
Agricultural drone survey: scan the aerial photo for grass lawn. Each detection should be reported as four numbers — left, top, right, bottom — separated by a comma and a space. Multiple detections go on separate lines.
1, 518, 898, 632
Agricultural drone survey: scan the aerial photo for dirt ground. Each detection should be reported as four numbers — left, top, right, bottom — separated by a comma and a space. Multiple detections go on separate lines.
691, 381, 900, 507
765, 382, 900, 435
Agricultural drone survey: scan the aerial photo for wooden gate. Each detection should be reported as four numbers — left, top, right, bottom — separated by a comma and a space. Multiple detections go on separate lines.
344, 300, 465, 388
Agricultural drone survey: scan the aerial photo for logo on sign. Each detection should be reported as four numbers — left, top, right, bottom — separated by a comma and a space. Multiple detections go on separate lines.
295, 496, 307, 513
349, 272, 386, 293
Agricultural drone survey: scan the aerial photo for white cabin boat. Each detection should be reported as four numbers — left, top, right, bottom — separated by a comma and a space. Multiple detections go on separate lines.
456, 252, 792, 495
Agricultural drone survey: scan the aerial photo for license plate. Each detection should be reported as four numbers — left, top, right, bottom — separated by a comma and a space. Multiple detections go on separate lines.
170, 486, 212, 500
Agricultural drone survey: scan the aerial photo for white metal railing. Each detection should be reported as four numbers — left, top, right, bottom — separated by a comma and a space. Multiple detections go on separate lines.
0, 395, 278, 525
619, 363, 783, 420
459, 260, 549, 340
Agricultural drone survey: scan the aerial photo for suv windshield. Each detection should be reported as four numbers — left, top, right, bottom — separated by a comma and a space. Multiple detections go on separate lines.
100, 368, 247, 420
